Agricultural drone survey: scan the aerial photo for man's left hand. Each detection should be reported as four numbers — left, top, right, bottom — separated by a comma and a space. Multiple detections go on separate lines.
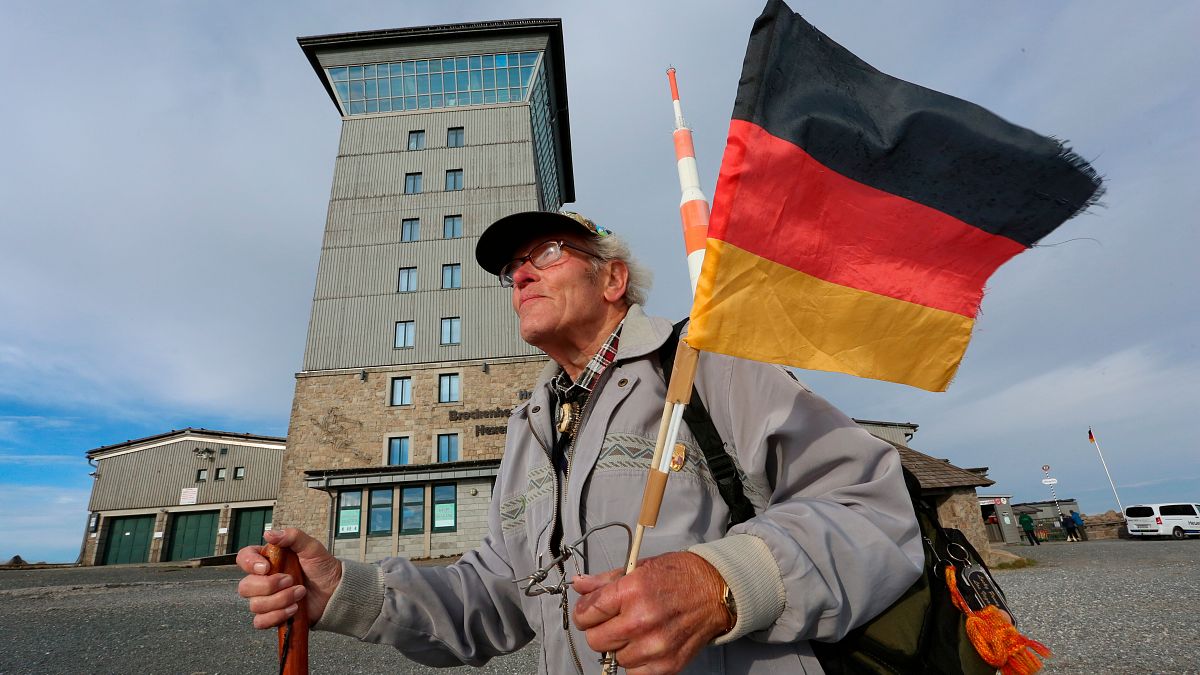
572, 552, 729, 674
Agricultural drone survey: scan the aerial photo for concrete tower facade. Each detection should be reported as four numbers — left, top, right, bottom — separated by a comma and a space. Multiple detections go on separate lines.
275, 19, 573, 561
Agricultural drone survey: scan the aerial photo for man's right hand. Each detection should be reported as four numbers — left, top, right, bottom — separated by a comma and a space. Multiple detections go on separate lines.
236, 528, 343, 629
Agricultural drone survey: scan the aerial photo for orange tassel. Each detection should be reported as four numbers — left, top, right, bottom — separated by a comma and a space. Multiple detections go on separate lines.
945, 565, 1051, 675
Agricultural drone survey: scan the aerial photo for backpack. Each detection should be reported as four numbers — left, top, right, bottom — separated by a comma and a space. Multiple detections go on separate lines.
657, 322, 1000, 675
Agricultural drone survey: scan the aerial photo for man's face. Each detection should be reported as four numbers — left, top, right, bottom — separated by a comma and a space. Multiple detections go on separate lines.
508, 233, 608, 349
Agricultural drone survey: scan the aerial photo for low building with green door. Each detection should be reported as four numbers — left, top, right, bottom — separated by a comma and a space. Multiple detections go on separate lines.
82, 428, 285, 566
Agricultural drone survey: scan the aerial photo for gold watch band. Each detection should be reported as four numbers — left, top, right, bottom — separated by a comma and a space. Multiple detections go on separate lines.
721, 583, 737, 634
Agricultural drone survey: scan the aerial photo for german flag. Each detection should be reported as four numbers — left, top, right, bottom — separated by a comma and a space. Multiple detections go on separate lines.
685, 0, 1104, 391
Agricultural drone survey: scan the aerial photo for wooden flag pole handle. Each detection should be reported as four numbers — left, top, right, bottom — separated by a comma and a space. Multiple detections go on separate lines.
625, 338, 700, 573
263, 543, 309, 675
603, 339, 702, 673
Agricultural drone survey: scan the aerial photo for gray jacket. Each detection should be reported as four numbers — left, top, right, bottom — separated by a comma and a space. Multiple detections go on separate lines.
316, 305, 923, 673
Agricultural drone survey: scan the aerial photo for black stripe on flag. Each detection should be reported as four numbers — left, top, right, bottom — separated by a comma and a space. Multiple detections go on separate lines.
733, 0, 1104, 246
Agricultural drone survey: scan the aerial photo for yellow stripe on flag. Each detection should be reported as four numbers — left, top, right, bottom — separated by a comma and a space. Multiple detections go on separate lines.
686, 240, 975, 391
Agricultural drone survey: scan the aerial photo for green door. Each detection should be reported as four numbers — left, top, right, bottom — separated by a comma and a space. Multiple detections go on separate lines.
165, 511, 219, 561
229, 506, 273, 553
101, 515, 155, 565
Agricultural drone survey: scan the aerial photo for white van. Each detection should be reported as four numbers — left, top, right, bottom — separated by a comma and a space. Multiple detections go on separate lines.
1125, 503, 1200, 539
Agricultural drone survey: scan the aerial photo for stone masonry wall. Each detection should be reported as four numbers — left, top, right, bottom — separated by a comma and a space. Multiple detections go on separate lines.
274, 356, 547, 544
935, 488, 1000, 566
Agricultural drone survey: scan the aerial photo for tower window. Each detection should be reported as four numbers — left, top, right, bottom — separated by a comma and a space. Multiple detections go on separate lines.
443, 215, 463, 239
397, 267, 417, 292
400, 487, 424, 534
390, 377, 412, 406
404, 173, 422, 194
438, 374, 460, 403
401, 218, 420, 242
445, 169, 464, 191
407, 130, 425, 150
447, 127, 465, 147
440, 317, 461, 345
432, 483, 457, 531
441, 264, 462, 289
336, 490, 362, 538
437, 435, 460, 462
388, 436, 410, 465
395, 321, 415, 349
368, 488, 393, 536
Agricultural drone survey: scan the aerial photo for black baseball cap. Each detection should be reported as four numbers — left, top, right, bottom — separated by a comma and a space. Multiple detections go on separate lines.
475, 210, 611, 275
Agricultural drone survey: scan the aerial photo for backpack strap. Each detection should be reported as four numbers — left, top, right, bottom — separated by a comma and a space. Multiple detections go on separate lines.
659, 319, 756, 529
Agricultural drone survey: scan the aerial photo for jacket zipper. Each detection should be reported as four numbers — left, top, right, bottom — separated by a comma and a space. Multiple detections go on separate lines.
560, 402, 588, 675
526, 387, 596, 675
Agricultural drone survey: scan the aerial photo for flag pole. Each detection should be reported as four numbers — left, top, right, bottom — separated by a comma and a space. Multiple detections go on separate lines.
1089, 428, 1125, 517
625, 68, 712, 574
602, 69, 711, 674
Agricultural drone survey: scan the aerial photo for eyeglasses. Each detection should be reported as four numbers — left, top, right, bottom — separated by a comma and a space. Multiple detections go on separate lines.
499, 240, 601, 287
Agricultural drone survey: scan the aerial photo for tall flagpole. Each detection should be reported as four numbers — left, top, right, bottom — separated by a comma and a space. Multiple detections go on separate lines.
1089, 428, 1124, 517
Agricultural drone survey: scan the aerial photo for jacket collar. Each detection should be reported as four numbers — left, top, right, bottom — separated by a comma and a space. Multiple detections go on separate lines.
533, 304, 673, 386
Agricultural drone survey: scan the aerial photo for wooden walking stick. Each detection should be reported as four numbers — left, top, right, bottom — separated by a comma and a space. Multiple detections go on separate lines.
263, 543, 309, 675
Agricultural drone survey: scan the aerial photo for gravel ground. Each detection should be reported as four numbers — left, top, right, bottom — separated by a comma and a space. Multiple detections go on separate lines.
1, 538, 1196, 674
993, 538, 1200, 674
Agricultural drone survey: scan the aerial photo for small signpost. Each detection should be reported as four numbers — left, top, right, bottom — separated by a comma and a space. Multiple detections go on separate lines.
1041, 465, 1064, 518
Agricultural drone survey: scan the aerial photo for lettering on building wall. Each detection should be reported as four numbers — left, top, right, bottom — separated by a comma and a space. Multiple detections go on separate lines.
475, 424, 507, 437
448, 407, 510, 422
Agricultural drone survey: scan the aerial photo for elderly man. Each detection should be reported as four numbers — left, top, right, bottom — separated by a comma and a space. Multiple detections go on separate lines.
238, 211, 922, 674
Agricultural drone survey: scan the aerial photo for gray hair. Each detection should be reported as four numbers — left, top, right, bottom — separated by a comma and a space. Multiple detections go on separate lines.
588, 232, 652, 307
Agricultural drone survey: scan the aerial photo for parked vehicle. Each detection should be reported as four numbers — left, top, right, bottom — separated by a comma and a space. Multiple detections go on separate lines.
1125, 503, 1200, 539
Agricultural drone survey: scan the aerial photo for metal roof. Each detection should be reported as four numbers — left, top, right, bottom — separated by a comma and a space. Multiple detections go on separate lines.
85, 427, 287, 458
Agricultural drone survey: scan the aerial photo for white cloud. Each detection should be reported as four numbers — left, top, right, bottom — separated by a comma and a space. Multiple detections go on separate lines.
0, 485, 91, 564
0, 453, 81, 465
930, 345, 1199, 441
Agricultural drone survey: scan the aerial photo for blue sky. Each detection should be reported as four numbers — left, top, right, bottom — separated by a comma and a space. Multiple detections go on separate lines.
2, 1, 1197, 562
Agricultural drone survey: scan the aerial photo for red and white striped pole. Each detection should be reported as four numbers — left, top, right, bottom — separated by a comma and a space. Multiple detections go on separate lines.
667, 67, 710, 296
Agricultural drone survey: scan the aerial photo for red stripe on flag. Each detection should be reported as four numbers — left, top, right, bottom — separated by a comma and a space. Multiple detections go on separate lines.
709, 120, 1027, 317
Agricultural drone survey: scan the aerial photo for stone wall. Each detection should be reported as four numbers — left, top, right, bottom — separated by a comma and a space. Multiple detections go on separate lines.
935, 488, 1000, 566
275, 356, 547, 545
1078, 511, 1125, 540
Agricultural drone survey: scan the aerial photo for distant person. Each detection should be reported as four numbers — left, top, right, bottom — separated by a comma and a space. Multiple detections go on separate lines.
1071, 510, 1087, 541
1019, 512, 1040, 545
1061, 514, 1079, 542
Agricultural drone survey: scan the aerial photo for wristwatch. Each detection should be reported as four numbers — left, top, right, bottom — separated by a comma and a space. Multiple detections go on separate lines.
721, 583, 738, 634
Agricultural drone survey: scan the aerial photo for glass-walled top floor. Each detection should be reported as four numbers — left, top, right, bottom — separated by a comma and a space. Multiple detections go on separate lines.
328, 51, 542, 116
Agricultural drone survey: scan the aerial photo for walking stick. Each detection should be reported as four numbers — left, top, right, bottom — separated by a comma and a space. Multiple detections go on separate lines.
263, 543, 309, 675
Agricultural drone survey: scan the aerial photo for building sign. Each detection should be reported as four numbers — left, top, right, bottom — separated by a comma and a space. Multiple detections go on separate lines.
448, 407, 510, 422
180, 487, 199, 505
447, 406, 511, 437
338, 508, 360, 535
434, 503, 456, 528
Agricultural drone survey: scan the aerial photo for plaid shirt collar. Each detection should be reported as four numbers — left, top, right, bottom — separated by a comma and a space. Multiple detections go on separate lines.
552, 320, 624, 403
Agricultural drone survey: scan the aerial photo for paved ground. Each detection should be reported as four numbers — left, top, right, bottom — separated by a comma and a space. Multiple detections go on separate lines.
0, 538, 1196, 674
